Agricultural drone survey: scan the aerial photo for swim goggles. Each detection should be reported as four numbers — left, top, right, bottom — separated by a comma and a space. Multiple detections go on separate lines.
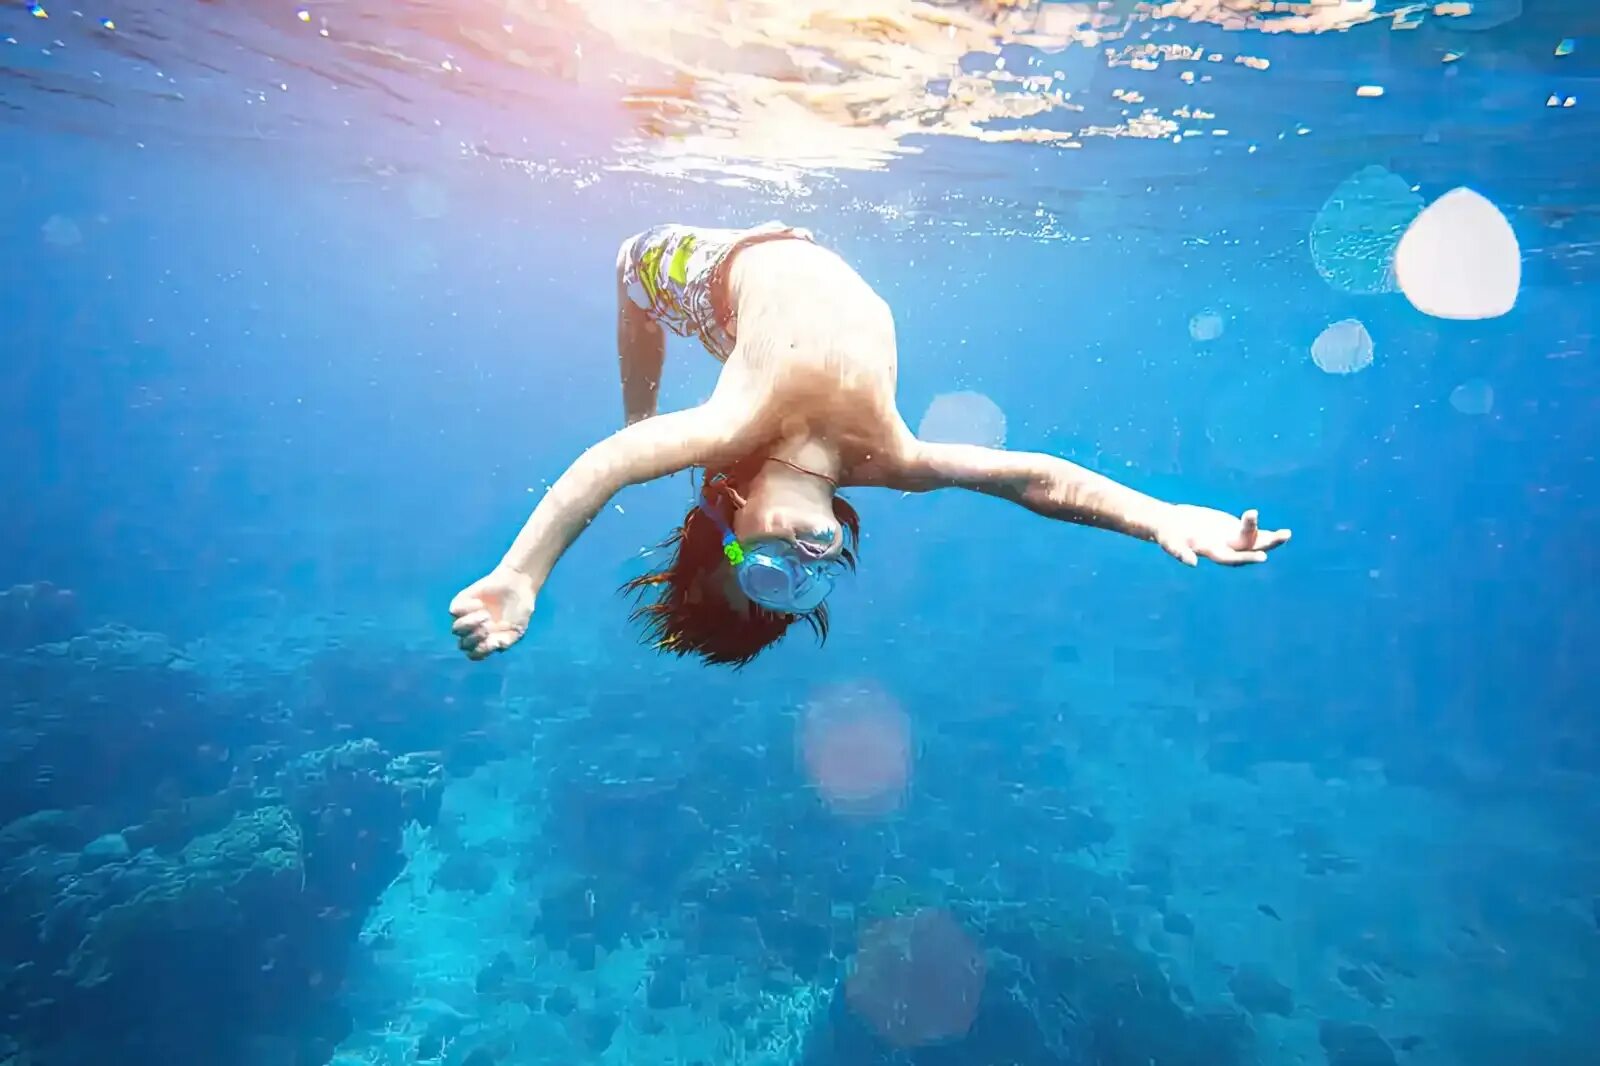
697, 478, 843, 614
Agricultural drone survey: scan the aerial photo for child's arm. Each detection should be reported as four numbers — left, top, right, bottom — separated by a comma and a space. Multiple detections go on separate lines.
504, 403, 744, 585
450, 402, 751, 659
890, 441, 1169, 539
887, 441, 1290, 566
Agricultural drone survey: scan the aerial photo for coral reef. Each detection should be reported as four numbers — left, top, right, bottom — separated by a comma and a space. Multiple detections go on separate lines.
0, 588, 447, 1066
0, 581, 81, 654
7, 579, 1598, 1066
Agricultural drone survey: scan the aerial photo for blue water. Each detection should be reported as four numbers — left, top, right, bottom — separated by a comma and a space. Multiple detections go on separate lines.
3, 2, 1597, 1064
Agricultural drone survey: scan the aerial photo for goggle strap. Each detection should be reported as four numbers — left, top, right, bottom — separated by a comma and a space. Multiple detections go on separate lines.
697, 476, 745, 565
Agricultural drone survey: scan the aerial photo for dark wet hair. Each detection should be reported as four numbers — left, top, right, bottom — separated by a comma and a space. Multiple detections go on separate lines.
619, 457, 861, 668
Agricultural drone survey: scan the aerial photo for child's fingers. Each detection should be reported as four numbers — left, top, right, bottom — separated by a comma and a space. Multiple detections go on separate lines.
1199, 546, 1268, 566
1157, 534, 1196, 566
451, 610, 490, 636
1232, 510, 1260, 550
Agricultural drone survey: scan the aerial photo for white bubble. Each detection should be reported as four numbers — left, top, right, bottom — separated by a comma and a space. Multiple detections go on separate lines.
1309, 164, 1424, 295
1189, 310, 1225, 342
1449, 378, 1495, 415
41, 213, 82, 247
1395, 188, 1521, 321
1311, 318, 1374, 375
917, 390, 1007, 447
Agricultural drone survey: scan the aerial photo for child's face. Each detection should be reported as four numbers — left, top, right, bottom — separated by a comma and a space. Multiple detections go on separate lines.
731, 479, 845, 564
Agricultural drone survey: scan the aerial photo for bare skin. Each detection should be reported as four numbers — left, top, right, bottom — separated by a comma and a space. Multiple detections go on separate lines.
450, 236, 1291, 659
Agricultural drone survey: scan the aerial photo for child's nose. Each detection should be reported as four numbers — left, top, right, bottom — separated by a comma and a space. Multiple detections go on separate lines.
794, 525, 840, 558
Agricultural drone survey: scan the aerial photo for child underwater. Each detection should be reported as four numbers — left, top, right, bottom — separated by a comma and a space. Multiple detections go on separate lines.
450, 222, 1291, 666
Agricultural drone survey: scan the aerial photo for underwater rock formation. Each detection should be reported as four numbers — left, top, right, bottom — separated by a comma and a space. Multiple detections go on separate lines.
0, 582, 82, 653
1320, 1020, 1398, 1066
0, 612, 445, 1066
796, 896, 1253, 1066
1228, 965, 1295, 1018
981, 904, 1253, 1066
298, 644, 509, 775
0, 624, 247, 829
0, 741, 441, 1065
546, 740, 711, 894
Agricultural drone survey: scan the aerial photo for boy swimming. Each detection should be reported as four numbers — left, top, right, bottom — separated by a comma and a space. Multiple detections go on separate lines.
450, 222, 1291, 666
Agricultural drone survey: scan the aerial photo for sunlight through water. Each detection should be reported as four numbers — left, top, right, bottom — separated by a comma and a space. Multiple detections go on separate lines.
470, 0, 1480, 181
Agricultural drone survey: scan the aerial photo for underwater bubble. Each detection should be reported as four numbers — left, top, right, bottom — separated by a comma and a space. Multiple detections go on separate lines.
916, 390, 1007, 448
1309, 164, 1425, 295
1189, 310, 1225, 342
800, 683, 910, 820
41, 213, 82, 247
1395, 188, 1521, 320
1311, 319, 1374, 375
405, 177, 449, 220
847, 909, 986, 1048
1449, 378, 1495, 415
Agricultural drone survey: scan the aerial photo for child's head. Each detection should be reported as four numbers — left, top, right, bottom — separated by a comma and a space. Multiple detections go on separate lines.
620, 463, 861, 667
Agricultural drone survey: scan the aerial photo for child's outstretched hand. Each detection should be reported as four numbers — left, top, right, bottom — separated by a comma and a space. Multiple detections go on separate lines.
1155, 505, 1291, 567
450, 566, 537, 659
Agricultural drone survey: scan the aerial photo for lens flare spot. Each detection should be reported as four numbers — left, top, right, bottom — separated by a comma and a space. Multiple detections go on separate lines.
846, 909, 986, 1049
1395, 188, 1521, 320
1449, 378, 1495, 415
1309, 164, 1424, 295
916, 390, 1007, 448
41, 214, 82, 248
1189, 309, 1225, 342
800, 684, 911, 819
1311, 319, 1375, 375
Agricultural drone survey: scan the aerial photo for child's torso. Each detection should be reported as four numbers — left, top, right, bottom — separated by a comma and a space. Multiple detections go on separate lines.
720, 237, 907, 479
622, 221, 909, 479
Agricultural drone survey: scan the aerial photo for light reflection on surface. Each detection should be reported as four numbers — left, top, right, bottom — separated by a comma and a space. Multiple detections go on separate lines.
0, 1, 1530, 179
